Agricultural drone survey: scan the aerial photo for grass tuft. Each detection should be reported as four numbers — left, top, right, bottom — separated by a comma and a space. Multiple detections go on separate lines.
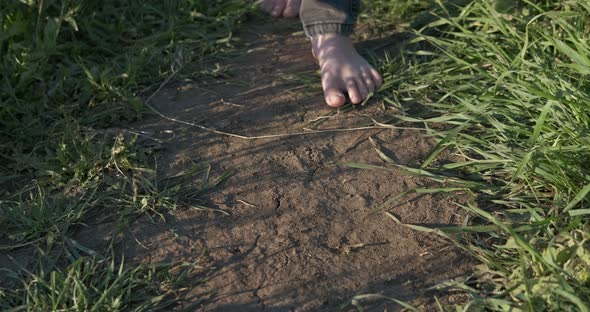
357, 0, 590, 310
1, 0, 252, 309
0, 255, 189, 311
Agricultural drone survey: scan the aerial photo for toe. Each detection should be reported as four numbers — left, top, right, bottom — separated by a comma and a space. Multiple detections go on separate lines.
362, 69, 376, 92
346, 80, 362, 104
370, 68, 383, 89
282, 0, 300, 18
272, 0, 286, 17
355, 78, 369, 101
324, 88, 346, 108
322, 72, 346, 108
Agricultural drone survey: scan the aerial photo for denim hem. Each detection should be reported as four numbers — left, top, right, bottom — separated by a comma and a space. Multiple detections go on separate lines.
303, 23, 354, 37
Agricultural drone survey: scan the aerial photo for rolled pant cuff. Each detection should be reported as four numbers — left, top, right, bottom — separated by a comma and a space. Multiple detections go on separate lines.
303, 23, 354, 37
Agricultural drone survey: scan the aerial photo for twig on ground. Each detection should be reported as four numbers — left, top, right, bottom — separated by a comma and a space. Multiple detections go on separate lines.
143, 69, 425, 140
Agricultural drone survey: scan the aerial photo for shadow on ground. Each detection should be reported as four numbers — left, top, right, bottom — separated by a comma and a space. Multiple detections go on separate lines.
109, 18, 473, 311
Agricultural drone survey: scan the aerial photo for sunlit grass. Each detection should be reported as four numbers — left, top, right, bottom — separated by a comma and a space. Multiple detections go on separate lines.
349, 0, 590, 310
4, 0, 590, 310
0, 255, 197, 311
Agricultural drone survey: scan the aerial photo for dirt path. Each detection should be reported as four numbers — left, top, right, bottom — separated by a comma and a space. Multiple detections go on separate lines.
125, 20, 472, 311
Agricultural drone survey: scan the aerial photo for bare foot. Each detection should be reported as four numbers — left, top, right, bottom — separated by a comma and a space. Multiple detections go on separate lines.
311, 34, 383, 108
260, 0, 301, 18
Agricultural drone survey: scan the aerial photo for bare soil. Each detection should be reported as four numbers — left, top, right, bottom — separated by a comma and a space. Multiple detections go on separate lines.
115, 19, 474, 311
0, 18, 473, 311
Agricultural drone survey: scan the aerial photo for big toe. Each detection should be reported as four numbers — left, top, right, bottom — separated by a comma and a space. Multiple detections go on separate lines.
324, 89, 346, 108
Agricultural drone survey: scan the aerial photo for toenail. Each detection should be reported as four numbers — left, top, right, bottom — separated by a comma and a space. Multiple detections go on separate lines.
329, 95, 341, 102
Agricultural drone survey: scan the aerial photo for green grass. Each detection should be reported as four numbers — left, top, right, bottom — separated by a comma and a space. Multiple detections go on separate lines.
0, 256, 194, 311
1, 0, 251, 179
4, 0, 590, 310
0, 0, 252, 309
349, 0, 590, 310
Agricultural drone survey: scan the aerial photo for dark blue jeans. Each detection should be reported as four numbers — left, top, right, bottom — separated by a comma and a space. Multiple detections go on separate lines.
300, 0, 360, 37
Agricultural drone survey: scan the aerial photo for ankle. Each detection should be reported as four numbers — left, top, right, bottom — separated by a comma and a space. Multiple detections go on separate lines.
310, 33, 353, 58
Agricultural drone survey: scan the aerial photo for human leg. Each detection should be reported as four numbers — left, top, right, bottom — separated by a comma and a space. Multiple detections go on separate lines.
300, 0, 382, 107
